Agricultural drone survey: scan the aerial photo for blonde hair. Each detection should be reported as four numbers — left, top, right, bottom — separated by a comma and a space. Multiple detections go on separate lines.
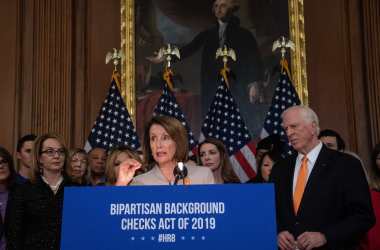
105, 146, 142, 185
67, 148, 88, 184
30, 133, 67, 183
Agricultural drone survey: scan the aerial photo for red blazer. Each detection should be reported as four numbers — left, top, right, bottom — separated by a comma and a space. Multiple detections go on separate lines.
360, 189, 380, 250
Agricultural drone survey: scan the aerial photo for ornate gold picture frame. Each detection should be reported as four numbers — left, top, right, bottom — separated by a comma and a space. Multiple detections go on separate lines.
121, 0, 308, 138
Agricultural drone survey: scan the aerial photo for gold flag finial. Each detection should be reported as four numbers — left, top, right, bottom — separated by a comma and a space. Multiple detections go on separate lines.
272, 36, 295, 76
216, 45, 236, 69
272, 36, 295, 59
105, 48, 124, 71
156, 44, 181, 69
152, 44, 181, 91
216, 45, 236, 88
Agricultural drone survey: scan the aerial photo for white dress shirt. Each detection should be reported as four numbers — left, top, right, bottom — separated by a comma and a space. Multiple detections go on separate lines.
292, 141, 323, 194
218, 20, 227, 47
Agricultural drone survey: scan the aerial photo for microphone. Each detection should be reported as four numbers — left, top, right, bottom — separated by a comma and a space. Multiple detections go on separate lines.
173, 162, 188, 185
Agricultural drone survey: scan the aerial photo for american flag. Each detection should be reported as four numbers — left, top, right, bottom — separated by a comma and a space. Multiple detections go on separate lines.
200, 76, 257, 182
153, 83, 198, 152
84, 72, 140, 151
260, 68, 301, 155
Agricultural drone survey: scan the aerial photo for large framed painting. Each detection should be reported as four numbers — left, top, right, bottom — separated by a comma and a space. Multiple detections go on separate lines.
121, 0, 308, 140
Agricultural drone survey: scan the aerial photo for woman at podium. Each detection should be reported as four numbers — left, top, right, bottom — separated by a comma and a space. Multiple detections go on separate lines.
115, 116, 215, 186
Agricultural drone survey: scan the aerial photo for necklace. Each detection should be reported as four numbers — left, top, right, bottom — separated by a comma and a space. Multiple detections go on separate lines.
41, 176, 63, 194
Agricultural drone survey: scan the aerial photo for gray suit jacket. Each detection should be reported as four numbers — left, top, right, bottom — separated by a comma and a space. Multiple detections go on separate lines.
132, 165, 215, 185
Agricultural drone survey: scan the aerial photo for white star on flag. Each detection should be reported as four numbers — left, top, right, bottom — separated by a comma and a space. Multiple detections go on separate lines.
200, 75, 257, 182
84, 71, 140, 152
260, 64, 301, 155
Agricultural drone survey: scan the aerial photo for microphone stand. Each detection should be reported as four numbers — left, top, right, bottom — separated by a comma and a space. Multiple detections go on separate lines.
173, 162, 188, 185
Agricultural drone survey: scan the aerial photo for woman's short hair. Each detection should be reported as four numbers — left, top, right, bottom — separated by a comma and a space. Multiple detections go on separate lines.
197, 138, 240, 183
0, 146, 16, 188
143, 116, 188, 168
30, 133, 67, 183
105, 145, 142, 185
67, 148, 88, 181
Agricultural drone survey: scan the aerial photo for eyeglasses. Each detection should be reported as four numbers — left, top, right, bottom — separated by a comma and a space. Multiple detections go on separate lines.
41, 148, 66, 157
0, 159, 8, 165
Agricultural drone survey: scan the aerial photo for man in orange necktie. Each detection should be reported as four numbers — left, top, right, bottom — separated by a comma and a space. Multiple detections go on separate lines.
271, 105, 374, 250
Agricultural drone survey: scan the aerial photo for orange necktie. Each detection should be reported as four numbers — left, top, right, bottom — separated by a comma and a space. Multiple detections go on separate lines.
293, 156, 308, 214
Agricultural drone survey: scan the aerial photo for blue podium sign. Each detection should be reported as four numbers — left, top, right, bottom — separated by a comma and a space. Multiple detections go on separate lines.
61, 184, 277, 250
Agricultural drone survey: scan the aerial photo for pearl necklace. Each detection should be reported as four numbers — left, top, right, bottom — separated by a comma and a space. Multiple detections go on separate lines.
41, 176, 63, 194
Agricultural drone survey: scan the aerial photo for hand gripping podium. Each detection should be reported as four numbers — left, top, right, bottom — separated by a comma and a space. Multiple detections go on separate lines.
61, 184, 277, 250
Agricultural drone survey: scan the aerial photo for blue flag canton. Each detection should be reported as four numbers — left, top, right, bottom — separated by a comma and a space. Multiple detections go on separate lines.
201, 80, 252, 155
88, 80, 140, 150
153, 84, 197, 150
263, 72, 301, 154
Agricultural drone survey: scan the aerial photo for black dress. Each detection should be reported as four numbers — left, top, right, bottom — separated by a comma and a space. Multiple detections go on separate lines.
5, 176, 72, 250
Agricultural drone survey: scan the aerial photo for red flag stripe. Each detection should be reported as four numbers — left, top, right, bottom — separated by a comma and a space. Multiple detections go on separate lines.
230, 156, 249, 182
234, 149, 256, 179
247, 141, 257, 156
241, 143, 257, 173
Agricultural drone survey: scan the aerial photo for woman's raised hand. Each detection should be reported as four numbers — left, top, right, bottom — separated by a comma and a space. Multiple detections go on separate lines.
115, 159, 142, 186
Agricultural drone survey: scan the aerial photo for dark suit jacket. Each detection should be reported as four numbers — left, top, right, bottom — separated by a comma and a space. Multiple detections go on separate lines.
5, 176, 73, 250
180, 16, 263, 123
271, 146, 375, 250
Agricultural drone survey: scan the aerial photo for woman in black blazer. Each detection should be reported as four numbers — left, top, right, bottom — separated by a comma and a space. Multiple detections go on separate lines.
6, 133, 73, 250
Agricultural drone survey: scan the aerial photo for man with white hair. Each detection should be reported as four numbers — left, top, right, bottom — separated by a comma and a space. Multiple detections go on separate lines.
271, 105, 374, 250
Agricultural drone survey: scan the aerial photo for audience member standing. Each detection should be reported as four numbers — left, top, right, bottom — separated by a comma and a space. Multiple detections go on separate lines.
15, 134, 36, 184
197, 138, 240, 184
6, 134, 73, 250
0, 146, 16, 250
66, 148, 88, 185
318, 129, 345, 152
360, 143, 380, 250
252, 150, 281, 183
105, 146, 142, 185
87, 147, 107, 186
271, 106, 374, 250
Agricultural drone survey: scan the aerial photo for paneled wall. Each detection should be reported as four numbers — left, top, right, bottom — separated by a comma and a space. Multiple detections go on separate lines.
0, 0, 19, 151
0, 0, 120, 152
304, 0, 371, 164
304, 0, 379, 166
362, 0, 380, 147
0, 0, 379, 166
28, 0, 73, 142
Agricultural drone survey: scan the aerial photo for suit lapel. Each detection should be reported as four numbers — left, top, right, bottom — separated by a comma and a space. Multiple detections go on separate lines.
285, 156, 297, 217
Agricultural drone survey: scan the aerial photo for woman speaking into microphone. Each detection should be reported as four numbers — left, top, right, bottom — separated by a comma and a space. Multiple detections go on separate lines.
116, 116, 215, 185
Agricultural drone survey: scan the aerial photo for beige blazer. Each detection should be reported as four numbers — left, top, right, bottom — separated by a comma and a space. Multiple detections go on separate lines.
132, 165, 215, 185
